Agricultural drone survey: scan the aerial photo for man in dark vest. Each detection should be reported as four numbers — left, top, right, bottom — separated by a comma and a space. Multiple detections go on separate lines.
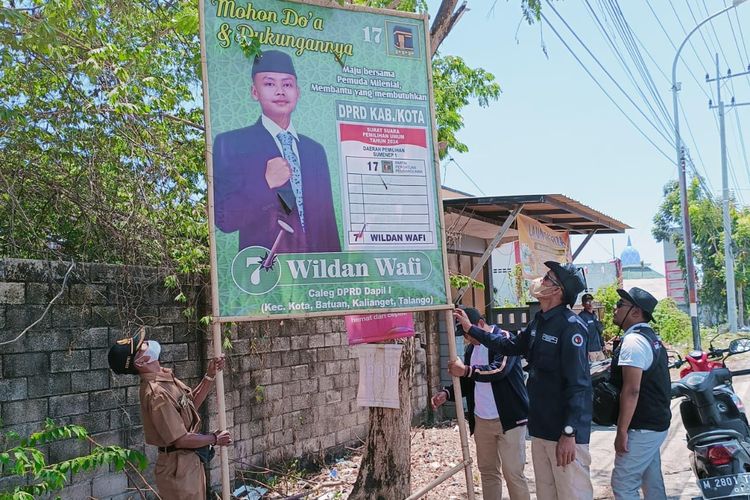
609, 287, 671, 499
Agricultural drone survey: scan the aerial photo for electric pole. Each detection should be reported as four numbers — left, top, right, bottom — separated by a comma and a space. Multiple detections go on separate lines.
707, 56, 750, 332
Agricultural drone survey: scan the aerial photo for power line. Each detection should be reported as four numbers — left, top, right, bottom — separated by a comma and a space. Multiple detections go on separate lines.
538, 9, 675, 165
666, 0, 713, 77
605, 0, 675, 133
544, 1, 677, 148
700, 0, 734, 70
734, 107, 750, 184
686, 0, 721, 63
583, 0, 674, 138
447, 156, 486, 196
733, 7, 750, 65
644, 0, 715, 100
596, 1, 716, 198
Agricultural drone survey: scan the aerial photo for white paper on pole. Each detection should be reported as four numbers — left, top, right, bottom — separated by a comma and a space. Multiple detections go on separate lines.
356, 344, 402, 409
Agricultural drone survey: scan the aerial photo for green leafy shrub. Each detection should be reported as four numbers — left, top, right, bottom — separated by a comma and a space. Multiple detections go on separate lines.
652, 298, 693, 346
594, 283, 620, 341
0, 419, 148, 499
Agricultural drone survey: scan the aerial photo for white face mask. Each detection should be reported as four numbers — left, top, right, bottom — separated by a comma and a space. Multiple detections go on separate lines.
141, 340, 161, 364
529, 277, 559, 299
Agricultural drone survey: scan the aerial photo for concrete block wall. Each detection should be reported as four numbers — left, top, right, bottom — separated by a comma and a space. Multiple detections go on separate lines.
0, 258, 204, 498
0, 258, 433, 498
206, 314, 430, 481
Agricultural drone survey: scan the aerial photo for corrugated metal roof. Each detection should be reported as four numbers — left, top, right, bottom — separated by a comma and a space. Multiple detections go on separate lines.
442, 193, 630, 237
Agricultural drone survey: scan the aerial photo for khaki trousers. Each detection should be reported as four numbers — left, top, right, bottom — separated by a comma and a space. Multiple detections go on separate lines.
474, 416, 531, 500
530, 437, 593, 500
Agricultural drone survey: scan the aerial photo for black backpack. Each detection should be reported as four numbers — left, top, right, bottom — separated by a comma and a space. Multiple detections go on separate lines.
592, 379, 619, 426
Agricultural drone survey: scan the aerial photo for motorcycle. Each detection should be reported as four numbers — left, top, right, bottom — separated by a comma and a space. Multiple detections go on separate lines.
671, 338, 750, 499
671, 331, 744, 378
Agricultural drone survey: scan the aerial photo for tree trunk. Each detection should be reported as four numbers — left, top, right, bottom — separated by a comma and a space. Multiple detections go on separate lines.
350, 337, 414, 500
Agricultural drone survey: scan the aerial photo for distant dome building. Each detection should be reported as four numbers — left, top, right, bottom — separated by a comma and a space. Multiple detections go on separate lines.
620, 236, 666, 299
620, 236, 642, 267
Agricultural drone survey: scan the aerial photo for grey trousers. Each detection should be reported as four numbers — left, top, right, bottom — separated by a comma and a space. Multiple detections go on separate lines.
611, 429, 668, 500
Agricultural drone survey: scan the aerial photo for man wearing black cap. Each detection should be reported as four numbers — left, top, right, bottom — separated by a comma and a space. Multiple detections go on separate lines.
609, 287, 670, 500
212, 49, 340, 254
433, 307, 530, 500
457, 261, 593, 499
108, 329, 232, 499
578, 293, 605, 361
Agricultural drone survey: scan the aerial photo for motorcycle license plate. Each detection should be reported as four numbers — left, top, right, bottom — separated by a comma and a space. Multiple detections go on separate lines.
699, 473, 750, 499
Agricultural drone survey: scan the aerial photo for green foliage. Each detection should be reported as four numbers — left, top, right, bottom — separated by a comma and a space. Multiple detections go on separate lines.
651, 298, 692, 346
652, 179, 750, 324
0, 0, 206, 273
432, 55, 501, 158
0, 419, 147, 498
594, 283, 620, 341
449, 272, 485, 292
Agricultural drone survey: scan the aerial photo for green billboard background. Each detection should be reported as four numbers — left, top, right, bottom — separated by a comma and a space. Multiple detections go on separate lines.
203, 0, 448, 318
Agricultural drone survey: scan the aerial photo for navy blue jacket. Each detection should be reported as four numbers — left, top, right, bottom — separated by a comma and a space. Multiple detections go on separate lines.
444, 327, 529, 435
465, 305, 593, 444
578, 310, 604, 352
212, 119, 341, 253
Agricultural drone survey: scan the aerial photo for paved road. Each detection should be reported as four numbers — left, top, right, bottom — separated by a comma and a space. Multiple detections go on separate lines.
588, 365, 750, 499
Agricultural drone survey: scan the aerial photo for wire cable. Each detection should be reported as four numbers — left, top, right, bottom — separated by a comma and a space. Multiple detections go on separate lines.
539, 9, 675, 165
644, 0, 715, 100
447, 156, 486, 196
734, 107, 750, 184
544, 1, 676, 148
583, 0, 674, 138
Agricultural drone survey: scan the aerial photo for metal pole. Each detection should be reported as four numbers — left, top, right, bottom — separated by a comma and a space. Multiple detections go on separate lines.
453, 205, 523, 304
716, 53, 738, 332
671, 3, 739, 349
443, 309, 476, 500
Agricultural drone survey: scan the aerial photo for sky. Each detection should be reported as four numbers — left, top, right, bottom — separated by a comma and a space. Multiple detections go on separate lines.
427, 0, 750, 274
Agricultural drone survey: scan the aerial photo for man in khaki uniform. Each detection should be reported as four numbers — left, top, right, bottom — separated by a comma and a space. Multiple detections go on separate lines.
108, 329, 232, 499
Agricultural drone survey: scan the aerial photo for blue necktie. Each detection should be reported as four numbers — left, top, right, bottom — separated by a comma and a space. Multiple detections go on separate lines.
277, 131, 304, 230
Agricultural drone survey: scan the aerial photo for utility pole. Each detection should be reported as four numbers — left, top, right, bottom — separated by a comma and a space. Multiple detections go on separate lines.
707, 57, 750, 332
673, 0, 748, 349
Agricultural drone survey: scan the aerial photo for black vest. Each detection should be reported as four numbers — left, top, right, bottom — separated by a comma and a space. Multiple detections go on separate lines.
610, 325, 672, 431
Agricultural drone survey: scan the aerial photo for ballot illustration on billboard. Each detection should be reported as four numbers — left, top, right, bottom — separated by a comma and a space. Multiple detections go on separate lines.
202, 0, 448, 319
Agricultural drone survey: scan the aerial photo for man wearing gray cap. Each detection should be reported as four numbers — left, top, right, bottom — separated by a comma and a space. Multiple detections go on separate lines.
212, 49, 341, 254
609, 287, 671, 500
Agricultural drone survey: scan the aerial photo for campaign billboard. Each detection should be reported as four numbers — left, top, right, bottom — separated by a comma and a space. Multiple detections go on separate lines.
201, 0, 449, 319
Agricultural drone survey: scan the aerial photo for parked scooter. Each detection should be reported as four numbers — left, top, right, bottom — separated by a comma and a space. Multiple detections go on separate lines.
671, 331, 744, 378
671, 338, 750, 499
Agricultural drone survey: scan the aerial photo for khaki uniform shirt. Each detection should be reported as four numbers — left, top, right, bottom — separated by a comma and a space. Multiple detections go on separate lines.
140, 368, 205, 499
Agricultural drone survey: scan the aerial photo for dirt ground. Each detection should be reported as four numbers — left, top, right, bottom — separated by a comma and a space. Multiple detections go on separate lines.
301, 423, 585, 500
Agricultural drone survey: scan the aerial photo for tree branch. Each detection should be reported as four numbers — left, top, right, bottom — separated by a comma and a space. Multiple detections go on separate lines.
0, 262, 75, 347
429, 0, 468, 57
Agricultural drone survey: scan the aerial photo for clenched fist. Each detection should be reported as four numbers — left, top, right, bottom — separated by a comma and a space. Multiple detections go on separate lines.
265, 157, 292, 189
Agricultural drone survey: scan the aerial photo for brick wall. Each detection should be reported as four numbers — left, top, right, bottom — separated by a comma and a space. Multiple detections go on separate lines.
0, 258, 433, 497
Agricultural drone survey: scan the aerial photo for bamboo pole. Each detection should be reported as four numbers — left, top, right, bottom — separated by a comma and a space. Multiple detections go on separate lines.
404, 459, 471, 500
197, 0, 231, 495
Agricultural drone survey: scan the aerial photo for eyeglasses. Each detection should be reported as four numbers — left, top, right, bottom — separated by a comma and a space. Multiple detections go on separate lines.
615, 300, 631, 309
543, 273, 562, 288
